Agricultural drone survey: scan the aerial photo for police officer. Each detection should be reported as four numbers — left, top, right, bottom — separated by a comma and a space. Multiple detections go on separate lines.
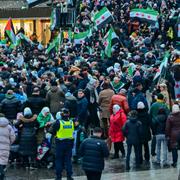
51, 108, 74, 180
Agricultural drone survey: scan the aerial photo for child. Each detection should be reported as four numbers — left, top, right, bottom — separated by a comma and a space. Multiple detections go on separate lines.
0, 115, 15, 179
122, 110, 142, 170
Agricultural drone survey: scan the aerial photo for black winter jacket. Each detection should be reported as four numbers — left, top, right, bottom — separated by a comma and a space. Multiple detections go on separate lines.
155, 114, 167, 135
79, 136, 109, 172
1, 95, 21, 120
122, 117, 142, 145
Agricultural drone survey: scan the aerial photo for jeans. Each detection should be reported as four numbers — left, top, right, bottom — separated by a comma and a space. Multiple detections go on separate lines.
0, 165, 6, 180
172, 148, 178, 164
114, 142, 125, 157
55, 139, 74, 179
139, 142, 150, 163
126, 144, 140, 168
85, 170, 102, 180
156, 134, 167, 164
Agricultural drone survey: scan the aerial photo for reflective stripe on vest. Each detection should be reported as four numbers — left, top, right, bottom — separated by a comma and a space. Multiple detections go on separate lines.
56, 120, 74, 140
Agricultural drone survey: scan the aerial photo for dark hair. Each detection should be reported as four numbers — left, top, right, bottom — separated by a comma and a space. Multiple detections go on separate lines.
157, 93, 164, 100
50, 80, 57, 86
93, 127, 102, 134
102, 82, 110, 89
78, 89, 84, 93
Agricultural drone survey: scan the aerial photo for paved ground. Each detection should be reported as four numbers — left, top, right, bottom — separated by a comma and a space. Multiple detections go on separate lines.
6, 156, 180, 180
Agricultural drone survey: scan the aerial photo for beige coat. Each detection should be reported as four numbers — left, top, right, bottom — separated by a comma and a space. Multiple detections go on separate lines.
99, 89, 114, 119
0, 117, 15, 165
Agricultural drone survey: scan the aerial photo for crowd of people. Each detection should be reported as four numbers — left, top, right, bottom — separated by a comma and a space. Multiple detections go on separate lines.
0, 0, 180, 180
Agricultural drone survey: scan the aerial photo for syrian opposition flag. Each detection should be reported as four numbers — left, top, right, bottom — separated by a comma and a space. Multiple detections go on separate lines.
178, 24, 180, 38
93, 7, 113, 29
45, 32, 62, 54
130, 8, 159, 22
4, 18, 16, 44
153, 51, 170, 81
103, 27, 119, 58
74, 29, 92, 44
50, 8, 60, 31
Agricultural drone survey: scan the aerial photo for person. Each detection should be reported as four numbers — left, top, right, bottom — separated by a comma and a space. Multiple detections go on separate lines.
16, 107, 38, 168
77, 89, 88, 128
46, 80, 65, 117
150, 93, 170, 160
64, 91, 77, 118
136, 102, 151, 164
0, 89, 22, 122
154, 108, 169, 167
109, 88, 129, 115
85, 78, 100, 128
159, 83, 170, 108
98, 82, 114, 138
166, 104, 180, 167
79, 127, 109, 180
122, 110, 142, 170
50, 108, 74, 180
109, 104, 126, 159
130, 83, 149, 111
25, 87, 46, 115
0, 115, 15, 180
36, 107, 54, 145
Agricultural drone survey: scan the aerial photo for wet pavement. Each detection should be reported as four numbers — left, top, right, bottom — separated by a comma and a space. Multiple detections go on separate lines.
6, 154, 180, 180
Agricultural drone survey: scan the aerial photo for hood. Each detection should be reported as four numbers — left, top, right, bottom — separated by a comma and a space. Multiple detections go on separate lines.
0, 117, 9, 127
5, 94, 15, 100
51, 86, 58, 92
65, 95, 77, 101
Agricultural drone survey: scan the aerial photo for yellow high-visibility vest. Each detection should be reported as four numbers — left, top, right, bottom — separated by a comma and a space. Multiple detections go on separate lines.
56, 120, 74, 140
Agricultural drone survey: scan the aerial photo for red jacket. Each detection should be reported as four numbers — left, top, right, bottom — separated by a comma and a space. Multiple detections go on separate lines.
109, 109, 127, 143
109, 94, 130, 115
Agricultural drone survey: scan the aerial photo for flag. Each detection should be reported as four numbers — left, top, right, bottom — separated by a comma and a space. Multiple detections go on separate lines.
103, 27, 119, 58
178, 24, 180, 38
50, 8, 60, 31
0, 39, 7, 47
74, 29, 92, 44
130, 8, 159, 22
4, 18, 16, 44
19, 33, 34, 45
153, 51, 170, 81
45, 32, 62, 54
93, 7, 113, 29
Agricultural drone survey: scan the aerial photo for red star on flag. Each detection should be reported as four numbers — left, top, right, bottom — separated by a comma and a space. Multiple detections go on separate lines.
141, 13, 144, 17
147, 15, 151, 19
97, 20, 100, 24
175, 83, 179, 88
103, 41, 108, 46
101, 16, 105, 20
136, 13, 139, 16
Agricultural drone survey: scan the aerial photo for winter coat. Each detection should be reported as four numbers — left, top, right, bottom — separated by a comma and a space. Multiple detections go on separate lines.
98, 88, 114, 119
109, 109, 127, 142
166, 112, 180, 149
64, 95, 78, 118
150, 100, 170, 124
131, 90, 149, 111
79, 136, 109, 172
46, 86, 65, 114
137, 109, 151, 143
0, 117, 15, 165
122, 117, 142, 145
155, 114, 167, 135
77, 96, 88, 125
25, 95, 46, 115
17, 115, 38, 156
0, 95, 22, 120
109, 93, 129, 115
